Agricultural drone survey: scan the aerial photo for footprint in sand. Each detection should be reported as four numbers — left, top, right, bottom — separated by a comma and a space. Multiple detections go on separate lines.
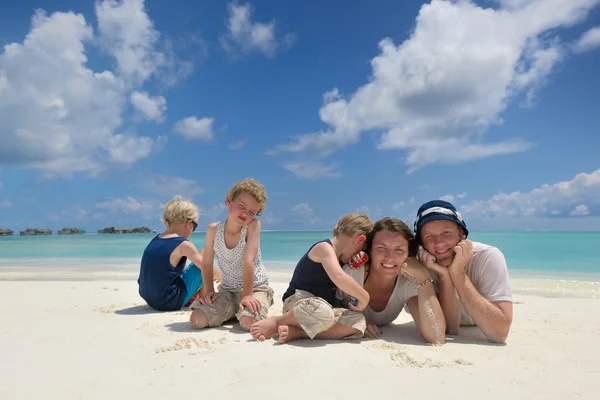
155, 338, 214, 354
367, 342, 473, 368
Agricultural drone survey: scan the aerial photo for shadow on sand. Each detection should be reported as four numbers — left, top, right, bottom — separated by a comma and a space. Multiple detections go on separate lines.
114, 304, 157, 315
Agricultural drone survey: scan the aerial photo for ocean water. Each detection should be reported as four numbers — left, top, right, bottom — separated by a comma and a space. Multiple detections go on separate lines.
0, 230, 599, 276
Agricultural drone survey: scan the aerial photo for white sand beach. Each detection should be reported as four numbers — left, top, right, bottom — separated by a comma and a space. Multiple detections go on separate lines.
1, 266, 599, 400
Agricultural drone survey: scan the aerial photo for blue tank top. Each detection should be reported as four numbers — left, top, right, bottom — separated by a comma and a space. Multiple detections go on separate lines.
138, 235, 188, 311
282, 239, 342, 305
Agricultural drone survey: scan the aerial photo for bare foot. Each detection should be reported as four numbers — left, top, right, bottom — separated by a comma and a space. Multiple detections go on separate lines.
278, 325, 307, 344
250, 316, 278, 341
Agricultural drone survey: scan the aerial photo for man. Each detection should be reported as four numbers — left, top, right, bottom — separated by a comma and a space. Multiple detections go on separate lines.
414, 200, 513, 343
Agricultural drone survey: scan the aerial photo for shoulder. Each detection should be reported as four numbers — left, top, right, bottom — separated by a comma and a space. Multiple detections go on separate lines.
247, 219, 261, 233
470, 241, 508, 270
205, 222, 220, 235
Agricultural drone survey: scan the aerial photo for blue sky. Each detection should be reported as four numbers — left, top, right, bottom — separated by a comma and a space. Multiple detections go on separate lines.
0, 0, 599, 232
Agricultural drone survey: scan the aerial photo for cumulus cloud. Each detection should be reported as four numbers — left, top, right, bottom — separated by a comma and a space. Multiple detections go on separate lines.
228, 140, 245, 150
173, 116, 214, 141
96, 196, 159, 216
571, 26, 600, 53
220, 2, 295, 57
462, 169, 600, 218
291, 202, 320, 224
130, 91, 166, 122
269, 0, 599, 172
0, 1, 185, 177
570, 204, 590, 216
283, 161, 342, 180
137, 174, 203, 198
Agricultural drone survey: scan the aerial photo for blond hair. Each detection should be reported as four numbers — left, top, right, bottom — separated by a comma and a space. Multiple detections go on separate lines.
227, 178, 268, 216
161, 196, 199, 227
333, 213, 373, 238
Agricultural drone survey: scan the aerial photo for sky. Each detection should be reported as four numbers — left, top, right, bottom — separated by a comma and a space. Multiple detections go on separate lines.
0, 0, 599, 233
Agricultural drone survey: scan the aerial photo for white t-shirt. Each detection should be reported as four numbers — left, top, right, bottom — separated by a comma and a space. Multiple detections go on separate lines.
336, 265, 418, 326
439, 241, 512, 326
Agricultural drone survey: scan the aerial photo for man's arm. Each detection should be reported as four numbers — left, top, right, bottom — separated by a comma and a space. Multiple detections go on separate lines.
407, 283, 446, 344
450, 243, 513, 343
451, 275, 512, 343
435, 274, 461, 335
313, 244, 370, 310
242, 220, 260, 298
418, 248, 461, 335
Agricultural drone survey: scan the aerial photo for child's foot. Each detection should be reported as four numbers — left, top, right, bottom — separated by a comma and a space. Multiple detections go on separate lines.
250, 317, 278, 341
278, 325, 306, 344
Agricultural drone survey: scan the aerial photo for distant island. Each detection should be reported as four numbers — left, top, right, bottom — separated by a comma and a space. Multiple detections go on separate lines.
0, 229, 13, 236
58, 228, 86, 235
20, 228, 52, 236
97, 226, 154, 234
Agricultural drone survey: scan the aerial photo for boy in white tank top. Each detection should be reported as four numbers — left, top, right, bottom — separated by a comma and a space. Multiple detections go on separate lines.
189, 178, 273, 332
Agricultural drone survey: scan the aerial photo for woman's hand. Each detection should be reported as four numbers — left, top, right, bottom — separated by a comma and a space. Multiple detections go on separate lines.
399, 257, 431, 283
364, 323, 382, 339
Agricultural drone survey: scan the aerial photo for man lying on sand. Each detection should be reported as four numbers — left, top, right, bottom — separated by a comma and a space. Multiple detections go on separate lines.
414, 200, 513, 343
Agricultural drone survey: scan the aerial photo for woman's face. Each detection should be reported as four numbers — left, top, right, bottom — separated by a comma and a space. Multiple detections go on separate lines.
369, 229, 410, 278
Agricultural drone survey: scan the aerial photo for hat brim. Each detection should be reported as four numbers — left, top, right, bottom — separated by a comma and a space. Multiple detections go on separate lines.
416, 214, 469, 236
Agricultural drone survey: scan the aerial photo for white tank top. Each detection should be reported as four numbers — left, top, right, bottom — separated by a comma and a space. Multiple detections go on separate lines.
213, 221, 268, 290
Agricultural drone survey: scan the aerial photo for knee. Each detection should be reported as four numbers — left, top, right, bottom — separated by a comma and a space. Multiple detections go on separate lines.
189, 310, 209, 329
238, 315, 256, 331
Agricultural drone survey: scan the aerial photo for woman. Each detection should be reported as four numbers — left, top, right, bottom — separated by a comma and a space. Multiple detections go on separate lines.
338, 217, 446, 344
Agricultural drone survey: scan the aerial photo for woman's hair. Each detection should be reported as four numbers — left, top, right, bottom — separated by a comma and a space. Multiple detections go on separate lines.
366, 217, 418, 257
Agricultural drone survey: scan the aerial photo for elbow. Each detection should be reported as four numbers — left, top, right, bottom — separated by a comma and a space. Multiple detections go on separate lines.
488, 323, 511, 344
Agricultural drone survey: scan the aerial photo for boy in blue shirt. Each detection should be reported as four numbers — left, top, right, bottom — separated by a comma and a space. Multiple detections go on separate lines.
138, 196, 208, 311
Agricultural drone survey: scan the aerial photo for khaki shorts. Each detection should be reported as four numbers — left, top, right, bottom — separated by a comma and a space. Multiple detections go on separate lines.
190, 284, 274, 327
283, 290, 366, 339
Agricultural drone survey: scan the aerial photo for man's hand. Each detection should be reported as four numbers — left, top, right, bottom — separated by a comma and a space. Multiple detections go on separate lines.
448, 240, 473, 278
364, 323, 382, 339
240, 295, 262, 314
418, 247, 450, 280
400, 257, 431, 283
199, 292, 217, 306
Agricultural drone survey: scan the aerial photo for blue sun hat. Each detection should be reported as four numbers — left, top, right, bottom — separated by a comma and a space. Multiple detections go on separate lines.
414, 200, 469, 243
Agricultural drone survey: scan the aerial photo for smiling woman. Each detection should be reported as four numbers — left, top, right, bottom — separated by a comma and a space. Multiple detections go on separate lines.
337, 217, 446, 344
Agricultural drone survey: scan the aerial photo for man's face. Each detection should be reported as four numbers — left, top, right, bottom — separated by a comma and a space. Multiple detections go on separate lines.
420, 220, 465, 267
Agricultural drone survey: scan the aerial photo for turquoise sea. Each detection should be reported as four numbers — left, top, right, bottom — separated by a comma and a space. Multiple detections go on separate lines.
0, 230, 599, 277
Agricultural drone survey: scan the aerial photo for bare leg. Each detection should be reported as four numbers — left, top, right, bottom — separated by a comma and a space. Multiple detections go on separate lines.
238, 315, 256, 331
190, 309, 209, 329
251, 311, 360, 342
250, 311, 297, 341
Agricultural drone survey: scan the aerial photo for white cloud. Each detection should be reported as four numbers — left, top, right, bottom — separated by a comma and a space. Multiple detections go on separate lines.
0, 3, 175, 177
95, 0, 190, 87
138, 174, 203, 198
440, 194, 454, 202
130, 91, 166, 122
199, 203, 227, 222
570, 204, 590, 216
462, 169, 600, 218
291, 202, 320, 224
571, 26, 600, 53
456, 192, 467, 199
173, 116, 214, 140
283, 161, 342, 180
96, 196, 159, 216
228, 140, 245, 150
220, 2, 295, 57
0, 200, 12, 209
392, 201, 405, 213
269, 0, 598, 172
